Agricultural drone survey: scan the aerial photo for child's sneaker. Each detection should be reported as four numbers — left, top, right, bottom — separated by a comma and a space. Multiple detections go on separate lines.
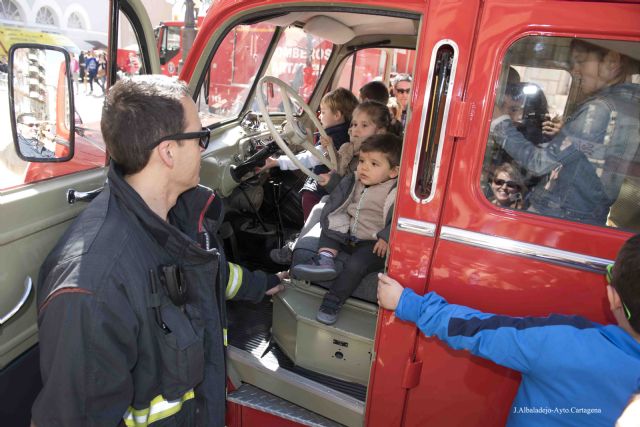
270, 241, 294, 265
316, 293, 342, 325
291, 254, 337, 282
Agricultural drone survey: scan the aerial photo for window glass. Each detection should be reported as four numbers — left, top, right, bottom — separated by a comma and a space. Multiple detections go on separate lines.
0, 1, 109, 190
336, 47, 415, 96
116, 11, 145, 78
197, 22, 276, 125
166, 26, 181, 50
484, 36, 640, 231
259, 25, 333, 112
414, 44, 453, 199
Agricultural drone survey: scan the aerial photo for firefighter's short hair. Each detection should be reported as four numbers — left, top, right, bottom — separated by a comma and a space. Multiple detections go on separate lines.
101, 75, 189, 175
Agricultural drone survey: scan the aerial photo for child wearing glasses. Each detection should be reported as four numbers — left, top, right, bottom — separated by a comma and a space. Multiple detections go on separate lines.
377, 234, 640, 427
489, 162, 526, 209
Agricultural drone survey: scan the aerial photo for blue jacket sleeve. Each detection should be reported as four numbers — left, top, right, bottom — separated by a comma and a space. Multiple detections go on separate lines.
395, 289, 562, 374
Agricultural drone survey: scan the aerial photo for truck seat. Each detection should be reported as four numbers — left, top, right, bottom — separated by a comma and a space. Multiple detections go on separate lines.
290, 197, 380, 304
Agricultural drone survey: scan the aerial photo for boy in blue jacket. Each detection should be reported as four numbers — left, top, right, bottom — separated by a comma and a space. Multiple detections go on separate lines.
377, 234, 640, 427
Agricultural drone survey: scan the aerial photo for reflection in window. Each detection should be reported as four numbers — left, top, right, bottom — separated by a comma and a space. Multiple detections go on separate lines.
0, 0, 21, 21
262, 26, 333, 109
197, 22, 277, 125
166, 27, 181, 50
67, 12, 85, 30
336, 48, 415, 96
36, 7, 57, 26
484, 36, 640, 231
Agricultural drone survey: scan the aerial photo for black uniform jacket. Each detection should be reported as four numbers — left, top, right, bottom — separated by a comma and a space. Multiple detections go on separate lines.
33, 164, 271, 427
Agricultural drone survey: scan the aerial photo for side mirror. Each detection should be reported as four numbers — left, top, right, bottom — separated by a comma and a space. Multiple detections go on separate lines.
9, 44, 75, 162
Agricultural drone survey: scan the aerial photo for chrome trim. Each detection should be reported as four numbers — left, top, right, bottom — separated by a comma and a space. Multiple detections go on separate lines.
440, 227, 613, 274
0, 277, 33, 325
396, 218, 436, 237
410, 39, 459, 204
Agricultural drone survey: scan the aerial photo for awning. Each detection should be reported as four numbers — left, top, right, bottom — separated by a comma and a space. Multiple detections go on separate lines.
0, 26, 78, 57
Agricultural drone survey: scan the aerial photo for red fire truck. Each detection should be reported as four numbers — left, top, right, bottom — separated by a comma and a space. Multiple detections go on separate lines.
149, 1, 640, 425
155, 17, 415, 112
155, 17, 205, 77
1, 0, 639, 426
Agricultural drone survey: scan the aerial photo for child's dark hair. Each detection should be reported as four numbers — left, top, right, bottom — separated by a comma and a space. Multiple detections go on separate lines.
322, 87, 359, 123
353, 100, 403, 136
359, 81, 389, 105
611, 234, 640, 333
360, 133, 403, 168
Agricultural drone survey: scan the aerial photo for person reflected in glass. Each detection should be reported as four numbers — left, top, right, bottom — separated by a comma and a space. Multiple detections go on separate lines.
489, 163, 526, 209
491, 40, 640, 225
502, 82, 562, 146
16, 113, 54, 158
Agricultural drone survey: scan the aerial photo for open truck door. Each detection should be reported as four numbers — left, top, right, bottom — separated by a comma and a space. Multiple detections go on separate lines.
0, 1, 158, 424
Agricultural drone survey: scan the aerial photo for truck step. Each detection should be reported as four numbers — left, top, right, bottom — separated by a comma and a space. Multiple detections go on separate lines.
228, 384, 344, 427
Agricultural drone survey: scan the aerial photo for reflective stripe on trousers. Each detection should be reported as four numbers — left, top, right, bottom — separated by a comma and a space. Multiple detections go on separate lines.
123, 389, 195, 426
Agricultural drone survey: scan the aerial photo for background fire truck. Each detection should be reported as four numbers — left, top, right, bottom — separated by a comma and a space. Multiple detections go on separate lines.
154, 18, 415, 113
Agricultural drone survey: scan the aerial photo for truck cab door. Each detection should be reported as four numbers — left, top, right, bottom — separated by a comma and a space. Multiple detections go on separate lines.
396, 1, 640, 426
112, 0, 161, 77
366, 1, 482, 425
0, 1, 157, 424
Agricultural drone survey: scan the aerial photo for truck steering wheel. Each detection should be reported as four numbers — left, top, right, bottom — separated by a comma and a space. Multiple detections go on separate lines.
255, 76, 338, 181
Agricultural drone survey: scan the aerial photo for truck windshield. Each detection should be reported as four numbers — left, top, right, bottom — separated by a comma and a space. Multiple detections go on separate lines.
198, 22, 276, 124
259, 25, 333, 113
198, 23, 332, 125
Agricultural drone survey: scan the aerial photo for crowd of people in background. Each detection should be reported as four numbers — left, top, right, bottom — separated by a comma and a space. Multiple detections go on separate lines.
71, 49, 108, 96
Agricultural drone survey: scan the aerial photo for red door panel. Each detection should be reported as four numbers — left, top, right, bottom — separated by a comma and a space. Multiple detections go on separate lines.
401, 1, 639, 426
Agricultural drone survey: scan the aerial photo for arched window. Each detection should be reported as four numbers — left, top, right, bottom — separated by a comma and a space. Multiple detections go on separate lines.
35, 6, 57, 26
0, 0, 22, 21
67, 12, 84, 29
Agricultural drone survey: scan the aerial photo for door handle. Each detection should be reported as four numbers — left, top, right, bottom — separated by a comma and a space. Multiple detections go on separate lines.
67, 187, 103, 204
0, 277, 33, 325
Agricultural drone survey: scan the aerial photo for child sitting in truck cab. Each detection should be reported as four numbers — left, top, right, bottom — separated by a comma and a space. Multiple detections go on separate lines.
281, 101, 398, 267
318, 100, 398, 192
260, 87, 359, 220
377, 233, 640, 427
293, 133, 403, 325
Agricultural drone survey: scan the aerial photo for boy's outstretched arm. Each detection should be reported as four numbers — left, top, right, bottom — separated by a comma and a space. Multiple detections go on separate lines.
377, 273, 591, 373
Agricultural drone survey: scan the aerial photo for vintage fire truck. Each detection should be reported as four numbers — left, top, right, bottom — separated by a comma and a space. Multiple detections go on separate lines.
155, 17, 415, 114
1, 0, 639, 426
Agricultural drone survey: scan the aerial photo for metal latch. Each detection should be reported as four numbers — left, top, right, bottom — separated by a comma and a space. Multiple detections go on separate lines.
447, 98, 474, 139
401, 358, 423, 389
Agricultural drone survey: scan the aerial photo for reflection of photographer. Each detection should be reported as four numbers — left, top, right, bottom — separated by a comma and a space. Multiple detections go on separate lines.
16, 113, 54, 158
503, 83, 562, 145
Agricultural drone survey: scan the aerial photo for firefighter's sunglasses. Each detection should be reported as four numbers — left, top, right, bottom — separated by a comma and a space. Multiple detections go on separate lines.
153, 127, 211, 150
606, 263, 632, 321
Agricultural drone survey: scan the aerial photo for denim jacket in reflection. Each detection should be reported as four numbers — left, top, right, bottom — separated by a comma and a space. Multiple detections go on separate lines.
491, 82, 640, 225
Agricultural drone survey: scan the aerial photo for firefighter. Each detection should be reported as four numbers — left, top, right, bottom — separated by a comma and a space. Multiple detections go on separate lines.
31, 75, 284, 427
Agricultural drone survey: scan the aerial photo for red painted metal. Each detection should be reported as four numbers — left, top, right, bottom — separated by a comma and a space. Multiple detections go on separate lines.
226, 401, 310, 427
180, 0, 640, 426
